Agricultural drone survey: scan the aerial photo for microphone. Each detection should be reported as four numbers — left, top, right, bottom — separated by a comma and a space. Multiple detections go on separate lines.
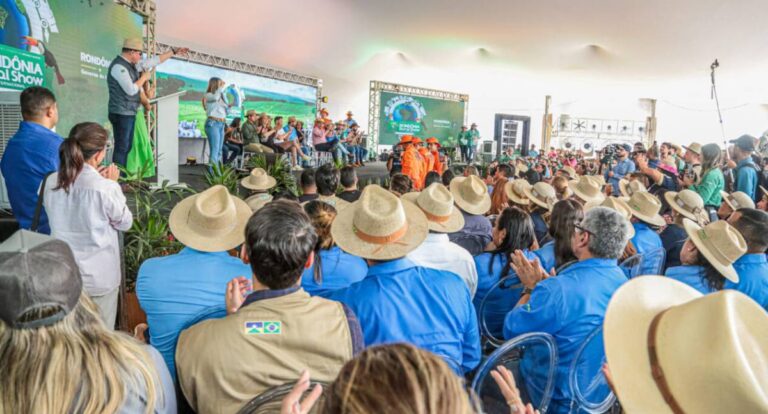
710, 59, 719, 70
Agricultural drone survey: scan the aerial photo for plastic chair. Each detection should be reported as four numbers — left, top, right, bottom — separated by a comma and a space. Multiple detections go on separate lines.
472, 332, 558, 414
568, 325, 616, 414
637, 247, 666, 276
478, 276, 525, 348
236, 380, 329, 414
618, 253, 642, 278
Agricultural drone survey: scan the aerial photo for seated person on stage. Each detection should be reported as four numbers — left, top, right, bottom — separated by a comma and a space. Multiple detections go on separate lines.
314, 163, 349, 209
325, 185, 481, 375
338, 165, 362, 203
727, 208, 768, 309
136, 185, 252, 379
533, 199, 583, 274
240, 109, 274, 153
301, 201, 367, 296
405, 183, 479, 297
665, 220, 745, 295
298, 167, 319, 203
176, 200, 362, 413
660, 189, 707, 269
505, 207, 630, 413
447, 175, 493, 256
626, 191, 664, 255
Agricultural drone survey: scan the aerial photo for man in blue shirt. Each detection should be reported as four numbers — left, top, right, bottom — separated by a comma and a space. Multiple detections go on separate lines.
0, 87, 63, 234
325, 185, 481, 374
626, 191, 665, 255
604, 144, 636, 196
730, 135, 759, 201
505, 207, 630, 413
727, 208, 768, 310
136, 185, 253, 378
447, 175, 493, 255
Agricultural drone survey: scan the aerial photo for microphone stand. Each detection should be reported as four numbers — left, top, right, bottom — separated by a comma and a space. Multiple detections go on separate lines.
711, 59, 733, 191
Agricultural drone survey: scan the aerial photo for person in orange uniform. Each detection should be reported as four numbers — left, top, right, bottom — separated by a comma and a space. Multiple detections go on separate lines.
401, 135, 424, 190
413, 137, 433, 187
426, 137, 443, 173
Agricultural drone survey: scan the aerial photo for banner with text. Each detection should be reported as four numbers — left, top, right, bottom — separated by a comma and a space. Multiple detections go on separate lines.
378, 91, 465, 146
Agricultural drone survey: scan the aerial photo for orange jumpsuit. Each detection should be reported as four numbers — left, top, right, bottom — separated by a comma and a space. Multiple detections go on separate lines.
430, 150, 442, 173
401, 145, 424, 190
418, 147, 433, 185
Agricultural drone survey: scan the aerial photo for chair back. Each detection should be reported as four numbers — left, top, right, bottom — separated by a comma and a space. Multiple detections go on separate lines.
479, 277, 524, 348
472, 332, 558, 414
637, 247, 666, 276
236, 381, 328, 414
618, 253, 642, 278
568, 325, 616, 414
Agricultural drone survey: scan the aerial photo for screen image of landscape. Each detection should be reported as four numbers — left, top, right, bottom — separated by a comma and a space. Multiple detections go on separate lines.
378, 91, 465, 146
156, 59, 317, 139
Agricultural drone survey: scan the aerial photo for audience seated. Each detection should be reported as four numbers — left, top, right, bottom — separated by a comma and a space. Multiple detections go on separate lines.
301, 201, 367, 296
176, 200, 361, 413
726, 208, 768, 309
441, 168, 455, 187
338, 165, 361, 202
404, 183, 479, 297
241, 167, 275, 212
447, 175, 493, 255
136, 185, 252, 378
718, 190, 755, 220
626, 191, 665, 254
522, 181, 557, 245
660, 189, 707, 269
298, 167, 319, 203
424, 170, 442, 188
389, 172, 413, 197
314, 163, 349, 209
505, 178, 532, 209
324, 185, 480, 374
533, 199, 583, 273
568, 175, 605, 206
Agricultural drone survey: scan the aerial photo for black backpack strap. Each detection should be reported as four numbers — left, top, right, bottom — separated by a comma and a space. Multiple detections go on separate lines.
30, 172, 54, 232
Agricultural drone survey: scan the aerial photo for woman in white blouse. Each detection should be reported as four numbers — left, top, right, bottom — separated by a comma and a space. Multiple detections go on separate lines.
202, 77, 230, 166
43, 122, 133, 328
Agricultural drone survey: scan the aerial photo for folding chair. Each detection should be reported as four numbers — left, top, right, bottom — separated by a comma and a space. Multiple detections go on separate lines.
567, 325, 617, 414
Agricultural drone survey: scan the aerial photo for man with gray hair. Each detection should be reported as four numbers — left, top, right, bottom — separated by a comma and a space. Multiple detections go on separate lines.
503, 206, 630, 413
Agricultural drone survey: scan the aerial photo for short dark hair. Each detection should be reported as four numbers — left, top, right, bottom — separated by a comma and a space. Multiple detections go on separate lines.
496, 164, 513, 178
316, 163, 340, 196
731, 208, 768, 253
442, 169, 455, 187
424, 171, 441, 188
20, 86, 56, 120
274, 116, 283, 123
244, 200, 317, 289
300, 168, 316, 188
340, 166, 357, 188
272, 189, 299, 202
389, 173, 412, 195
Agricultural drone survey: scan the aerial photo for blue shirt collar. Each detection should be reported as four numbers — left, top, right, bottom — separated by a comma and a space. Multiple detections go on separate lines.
367, 257, 418, 276
242, 286, 301, 307
179, 247, 234, 257
735, 253, 767, 264
19, 120, 60, 137
560, 257, 618, 273
737, 158, 756, 168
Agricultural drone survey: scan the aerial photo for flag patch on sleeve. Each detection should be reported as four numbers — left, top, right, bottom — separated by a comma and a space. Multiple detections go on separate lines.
244, 321, 282, 335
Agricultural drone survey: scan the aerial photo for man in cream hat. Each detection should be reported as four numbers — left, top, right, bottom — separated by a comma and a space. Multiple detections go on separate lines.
506, 206, 631, 412
569, 175, 606, 205
404, 183, 479, 297
447, 175, 493, 255
604, 277, 768, 413
682, 142, 702, 183
727, 208, 768, 309
108, 38, 188, 168
618, 177, 647, 199
660, 189, 707, 268
136, 185, 252, 376
626, 191, 665, 255
241, 110, 274, 154
240, 167, 276, 211
505, 179, 531, 208
326, 185, 481, 374
718, 190, 755, 220
523, 181, 557, 244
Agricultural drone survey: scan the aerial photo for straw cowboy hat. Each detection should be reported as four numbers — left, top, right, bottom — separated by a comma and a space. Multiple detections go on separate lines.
720, 191, 755, 211
515, 161, 529, 176
244, 193, 273, 212
560, 166, 577, 180
169, 185, 252, 252
664, 190, 706, 223
568, 176, 606, 204
626, 191, 666, 226
450, 175, 492, 215
604, 276, 768, 414
682, 142, 702, 155
123, 38, 143, 51
240, 168, 277, 191
401, 183, 464, 233
504, 179, 531, 206
316, 194, 350, 210
683, 219, 746, 282
591, 174, 606, 186
584, 197, 635, 238
761, 185, 768, 199
523, 182, 557, 211
332, 185, 428, 260
619, 179, 647, 199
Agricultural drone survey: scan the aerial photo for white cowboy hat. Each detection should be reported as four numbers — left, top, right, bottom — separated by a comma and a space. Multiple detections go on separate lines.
604, 276, 768, 414
591, 175, 606, 186
682, 218, 746, 282
449, 175, 491, 215
240, 168, 277, 191
720, 191, 755, 211
568, 176, 606, 204
522, 182, 556, 211
245, 193, 273, 212
619, 178, 647, 199
169, 185, 252, 252
316, 195, 350, 210
626, 191, 666, 227
682, 142, 702, 155
560, 165, 578, 180
584, 197, 635, 238
402, 183, 464, 233
332, 185, 428, 260
123, 38, 143, 51
663, 190, 706, 223
504, 179, 531, 206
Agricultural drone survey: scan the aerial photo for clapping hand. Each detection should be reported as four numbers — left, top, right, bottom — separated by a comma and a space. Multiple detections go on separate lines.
280, 370, 323, 414
490, 366, 540, 414
510, 250, 549, 289
225, 276, 252, 315
98, 164, 119, 181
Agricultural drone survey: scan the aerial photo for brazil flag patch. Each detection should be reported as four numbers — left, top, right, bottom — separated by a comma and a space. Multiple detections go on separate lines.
244, 321, 282, 335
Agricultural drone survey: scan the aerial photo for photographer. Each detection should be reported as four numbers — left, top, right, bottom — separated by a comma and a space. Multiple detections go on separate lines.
603, 144, 635, 196
633, 150, 680, 196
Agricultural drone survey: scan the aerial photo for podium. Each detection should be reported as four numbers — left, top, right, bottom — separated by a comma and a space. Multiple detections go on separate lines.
150, 91, 186, 185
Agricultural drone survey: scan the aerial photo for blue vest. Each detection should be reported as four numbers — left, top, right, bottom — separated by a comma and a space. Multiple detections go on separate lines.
107, 55, 140, 115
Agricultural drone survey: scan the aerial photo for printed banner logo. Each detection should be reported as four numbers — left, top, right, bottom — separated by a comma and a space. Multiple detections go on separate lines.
384, 95, 428, 135
244, 321, 282, 335
0, 44, 46, 90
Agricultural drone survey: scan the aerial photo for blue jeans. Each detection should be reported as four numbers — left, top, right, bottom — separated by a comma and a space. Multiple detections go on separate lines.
108, 113, 136, 167
205, 119, 226, 165
222, 142, 242, 165
466, 144, 475, 162
348, 145, 368, 163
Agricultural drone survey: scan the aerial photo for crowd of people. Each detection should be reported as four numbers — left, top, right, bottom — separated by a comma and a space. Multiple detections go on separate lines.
1, 57, 768, 413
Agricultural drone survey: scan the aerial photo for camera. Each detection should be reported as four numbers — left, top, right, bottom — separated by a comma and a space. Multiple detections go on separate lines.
601, 144, 618, 165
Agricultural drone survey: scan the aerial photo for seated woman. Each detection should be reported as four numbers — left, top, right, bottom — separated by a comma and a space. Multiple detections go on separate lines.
222, 117, 243, 165
272, 116, 310, 170
534, 199, 583, 274
473, 207, 538, 339
665, 219, 746, 294
661, 189, 708, 269
301, 201, 368, 296
522, 181, 557, 245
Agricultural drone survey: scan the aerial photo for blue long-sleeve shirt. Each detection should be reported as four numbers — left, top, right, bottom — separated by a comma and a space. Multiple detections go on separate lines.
727, 254, 768, 310
325, 258, 481, 374
660, 223, 687, 270
534, 241, 556, 273
301, 246, 368, 296
631, 222, 663, 255
605, 158, 635, 196
665, 265, 715, 295
734, 158, 759, 201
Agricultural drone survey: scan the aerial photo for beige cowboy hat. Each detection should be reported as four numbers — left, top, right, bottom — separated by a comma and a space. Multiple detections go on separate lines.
619, 179, 647, 199
584, 197, 635, 238
760, 185, 768, 199
504, 179, 531, 206
683, 219, 746, 282
240, 168, 277, 191
591, 174, 606, 186
663, 190, 706, 223
604, 276, 768, 414
626, 191, 665, 227
315, 194, 350, 210
401, 183, 464, 233
560, 166, 577, 180
568, 176, 606, 204
332, 185, 428, 260
245, 193, 273, 212
522, 182, 557, 211
123, 38, 143, 51
682, 142, 702, 155
449, 175, 492, 215
169, 185, 252, 252
720, 191, 755, 211
515, 162, 529, 176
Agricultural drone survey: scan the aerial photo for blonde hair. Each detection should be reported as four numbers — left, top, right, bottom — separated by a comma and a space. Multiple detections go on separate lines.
0, 294, 160, 414
304, 200, 338, 284
205, 77, 223, 94
321, 344, 479, 414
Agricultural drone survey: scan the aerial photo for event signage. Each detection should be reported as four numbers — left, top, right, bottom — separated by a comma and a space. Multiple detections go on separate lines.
0, 44, 46, 89
378, 91, 465, 146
